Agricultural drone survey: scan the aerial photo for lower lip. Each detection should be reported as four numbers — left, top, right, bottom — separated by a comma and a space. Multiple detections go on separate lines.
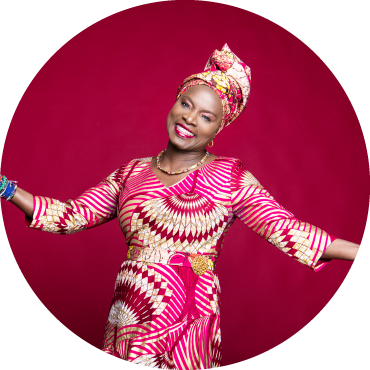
174, 124, 195, 139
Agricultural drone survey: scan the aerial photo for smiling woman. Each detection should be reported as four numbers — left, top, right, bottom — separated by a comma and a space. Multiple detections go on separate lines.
155, 85, 223, 186
1, 42, 361, 369
169, 85, 223, 142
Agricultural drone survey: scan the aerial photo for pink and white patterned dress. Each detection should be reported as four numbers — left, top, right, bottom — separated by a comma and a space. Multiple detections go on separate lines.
28, 156, 335, 369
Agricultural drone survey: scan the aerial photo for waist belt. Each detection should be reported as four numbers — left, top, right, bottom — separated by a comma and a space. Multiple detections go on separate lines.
127, 246, 215, 276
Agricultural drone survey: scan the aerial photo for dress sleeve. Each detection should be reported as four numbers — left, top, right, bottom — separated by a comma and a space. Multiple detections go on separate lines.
230, 159, 337, 271
27, 162, 130, 235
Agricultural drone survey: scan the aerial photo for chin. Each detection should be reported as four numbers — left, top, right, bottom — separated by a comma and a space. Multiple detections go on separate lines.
170, 135, 186, 148
170, 136, 192, 151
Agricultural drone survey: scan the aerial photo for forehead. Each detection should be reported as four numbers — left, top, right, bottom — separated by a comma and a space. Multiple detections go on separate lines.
181, 85, 223, 113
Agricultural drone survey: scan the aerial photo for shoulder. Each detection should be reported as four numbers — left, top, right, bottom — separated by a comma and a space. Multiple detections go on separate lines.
202, 156, 248, 179
214, 156, 261, 190
213, 156, 245, 172
123, 156, 153, 168
131, 156, 153, 164
204, 156, 256, 187
214, 156, 243, 164
123, 156, 153, 175
107, 156, 152, 182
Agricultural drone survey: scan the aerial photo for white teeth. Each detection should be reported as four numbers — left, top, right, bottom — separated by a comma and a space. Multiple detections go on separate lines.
176, 124, 194, 137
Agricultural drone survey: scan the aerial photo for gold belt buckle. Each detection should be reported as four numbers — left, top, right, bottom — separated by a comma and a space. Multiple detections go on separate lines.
191, 255, 209, 275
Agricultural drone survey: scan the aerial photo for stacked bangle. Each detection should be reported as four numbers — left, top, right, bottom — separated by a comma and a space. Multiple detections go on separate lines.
0, 175, 18, 201
0, 175, 7, 192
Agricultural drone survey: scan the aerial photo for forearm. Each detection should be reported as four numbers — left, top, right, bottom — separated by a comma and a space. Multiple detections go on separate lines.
9, 187, 34, 219
321, 238, 359, 261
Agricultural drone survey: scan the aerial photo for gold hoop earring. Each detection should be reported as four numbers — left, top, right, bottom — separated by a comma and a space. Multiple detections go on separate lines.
208, 140, 214, 148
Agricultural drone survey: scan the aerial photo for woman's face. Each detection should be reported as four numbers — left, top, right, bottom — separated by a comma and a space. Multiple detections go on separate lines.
166, 85, 223, 151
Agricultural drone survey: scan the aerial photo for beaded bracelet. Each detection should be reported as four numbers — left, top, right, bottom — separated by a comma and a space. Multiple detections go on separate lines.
0, 175, 7, 192
0, 177, 18, 201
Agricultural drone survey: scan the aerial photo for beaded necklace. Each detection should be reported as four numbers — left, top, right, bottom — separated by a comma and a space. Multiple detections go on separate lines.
156, 149, 209, 175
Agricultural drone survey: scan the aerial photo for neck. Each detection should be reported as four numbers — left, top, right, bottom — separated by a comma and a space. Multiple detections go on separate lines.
159, 141, 207, 172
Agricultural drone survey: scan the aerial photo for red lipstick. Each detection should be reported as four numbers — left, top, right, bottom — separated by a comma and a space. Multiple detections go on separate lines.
174, 123, 195, 139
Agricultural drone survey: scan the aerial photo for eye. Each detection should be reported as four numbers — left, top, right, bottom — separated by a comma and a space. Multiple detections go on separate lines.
202, 115, 211, 122
181, 101, 190, 108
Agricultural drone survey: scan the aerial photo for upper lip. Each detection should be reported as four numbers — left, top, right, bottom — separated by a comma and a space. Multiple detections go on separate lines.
175, 123, 195, 135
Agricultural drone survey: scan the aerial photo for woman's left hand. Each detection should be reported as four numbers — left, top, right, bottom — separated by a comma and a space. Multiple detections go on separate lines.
321, 238, 360, 261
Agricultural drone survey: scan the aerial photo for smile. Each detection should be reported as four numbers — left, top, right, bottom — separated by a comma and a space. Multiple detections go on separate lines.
175, 124, 195, 138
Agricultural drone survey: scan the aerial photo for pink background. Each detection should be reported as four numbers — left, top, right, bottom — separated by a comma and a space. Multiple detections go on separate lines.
1, 1, 369, 366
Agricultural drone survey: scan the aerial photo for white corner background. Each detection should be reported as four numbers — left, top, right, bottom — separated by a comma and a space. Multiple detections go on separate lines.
0, 1, 369, 369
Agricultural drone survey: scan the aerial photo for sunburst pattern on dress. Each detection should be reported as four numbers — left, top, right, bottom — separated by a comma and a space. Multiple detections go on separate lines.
131, 192, 229, 254
132, 354, 162, 368
108, 262, 174, 327
108, 300, 139, 327
230, 160, 261, 190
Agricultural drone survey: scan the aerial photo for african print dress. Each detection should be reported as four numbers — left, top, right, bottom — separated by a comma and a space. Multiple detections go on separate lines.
28, 156, 336, 369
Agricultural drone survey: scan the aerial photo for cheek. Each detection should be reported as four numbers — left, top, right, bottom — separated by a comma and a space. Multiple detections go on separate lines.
167, 104, 179, 121
166, 110, 174, 126
198, 125, 216, 142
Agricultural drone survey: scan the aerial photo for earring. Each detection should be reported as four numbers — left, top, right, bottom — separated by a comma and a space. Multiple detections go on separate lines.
208, 140, 214, 148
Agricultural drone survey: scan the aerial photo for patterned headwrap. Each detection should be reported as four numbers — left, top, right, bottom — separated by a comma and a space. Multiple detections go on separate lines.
177, 44, 251, 134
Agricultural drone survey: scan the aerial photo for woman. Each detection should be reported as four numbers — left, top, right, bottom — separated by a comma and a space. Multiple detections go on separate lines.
0, 44, 359, 369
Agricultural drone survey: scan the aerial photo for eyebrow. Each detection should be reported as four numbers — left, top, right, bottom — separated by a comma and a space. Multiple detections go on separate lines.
202, 109, 216, 117
182, 95, 217, 118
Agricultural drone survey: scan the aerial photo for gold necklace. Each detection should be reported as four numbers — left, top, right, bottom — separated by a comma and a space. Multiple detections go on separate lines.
156, 149, 209, 175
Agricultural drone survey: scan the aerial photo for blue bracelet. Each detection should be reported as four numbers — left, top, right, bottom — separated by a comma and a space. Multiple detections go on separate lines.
0, 179, 18, 201
8, 182, 18, 200
0, 179, 8, 197
2, 181, 13, 199
8, 181, 17, 200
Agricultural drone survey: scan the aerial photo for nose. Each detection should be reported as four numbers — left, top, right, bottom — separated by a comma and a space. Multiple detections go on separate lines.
183, 110, 197, 126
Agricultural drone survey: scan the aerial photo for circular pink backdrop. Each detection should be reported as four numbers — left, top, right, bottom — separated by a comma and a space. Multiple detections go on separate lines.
1, 1, 369, 366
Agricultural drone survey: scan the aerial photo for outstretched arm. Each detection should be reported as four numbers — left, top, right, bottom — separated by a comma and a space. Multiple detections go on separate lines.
321, 238, 359, 261
1, 162, 130, 234
230, 159, 360, 271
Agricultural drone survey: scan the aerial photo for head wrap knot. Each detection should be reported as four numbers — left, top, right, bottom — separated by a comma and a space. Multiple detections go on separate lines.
177, 44, 251, 134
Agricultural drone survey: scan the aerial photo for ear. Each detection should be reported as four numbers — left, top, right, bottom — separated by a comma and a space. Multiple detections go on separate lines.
215, 126, 222, 136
